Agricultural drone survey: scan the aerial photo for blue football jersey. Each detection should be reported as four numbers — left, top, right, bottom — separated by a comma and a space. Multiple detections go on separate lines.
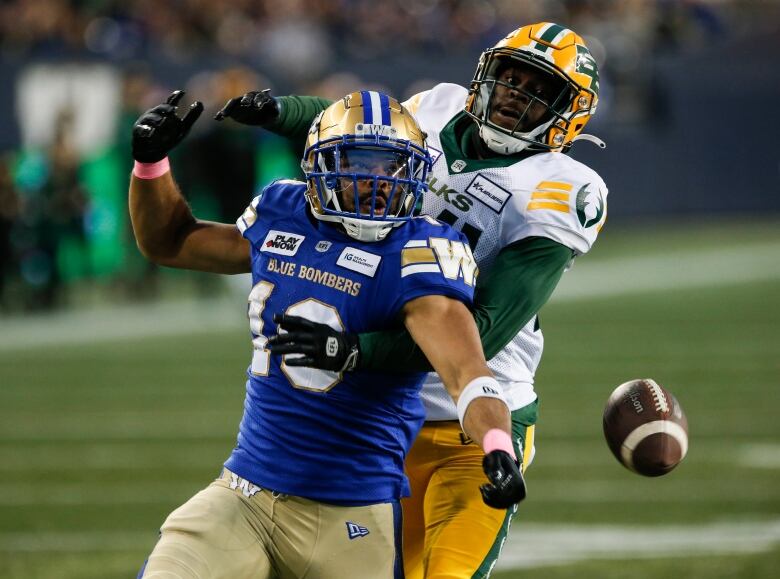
224, 180, 478, 505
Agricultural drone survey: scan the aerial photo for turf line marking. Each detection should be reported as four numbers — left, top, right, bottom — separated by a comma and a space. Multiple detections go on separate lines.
737, 443, 780, 469
495, 519, 780, 570
3, 520, 779, 565
0, 485, 193, 506
0, 243, 777, 352
0, 531, 154, 552
553, 241, 780, 301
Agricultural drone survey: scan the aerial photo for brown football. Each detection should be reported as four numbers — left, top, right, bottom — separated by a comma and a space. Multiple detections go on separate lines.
603, 379, 689, 476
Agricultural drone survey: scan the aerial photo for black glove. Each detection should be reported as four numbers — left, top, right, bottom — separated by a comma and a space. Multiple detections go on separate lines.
267, 314, 360, 373
132, 91, 203, 163
480, 450, 527, 509
214, 89, 280, 126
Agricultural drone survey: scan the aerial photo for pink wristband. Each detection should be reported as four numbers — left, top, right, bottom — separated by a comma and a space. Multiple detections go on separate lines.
133, 157, 170, 179
482, 428, 517, 461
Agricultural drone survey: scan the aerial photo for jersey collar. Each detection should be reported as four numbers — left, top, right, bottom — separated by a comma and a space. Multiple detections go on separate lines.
438, 112, 536, 174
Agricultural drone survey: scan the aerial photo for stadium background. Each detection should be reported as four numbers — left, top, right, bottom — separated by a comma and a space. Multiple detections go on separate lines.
0, 1, 778, 577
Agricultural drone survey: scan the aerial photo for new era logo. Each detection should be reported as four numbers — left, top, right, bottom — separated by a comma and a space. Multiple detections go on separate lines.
346, 521, 370, 540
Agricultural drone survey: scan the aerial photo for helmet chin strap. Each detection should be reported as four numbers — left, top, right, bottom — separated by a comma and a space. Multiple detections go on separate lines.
340, 217, 398, 242
571, 133, 606, 148
478, 119, 551, 155
306, 206, 399, 242
479, 124, 532, 155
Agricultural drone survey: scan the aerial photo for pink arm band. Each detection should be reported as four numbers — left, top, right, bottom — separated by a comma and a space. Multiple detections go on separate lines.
133, 158, 170, 179
482, 428, 517, 461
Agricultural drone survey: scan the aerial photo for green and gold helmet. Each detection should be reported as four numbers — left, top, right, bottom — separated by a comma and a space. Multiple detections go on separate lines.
466, 22, 601, 154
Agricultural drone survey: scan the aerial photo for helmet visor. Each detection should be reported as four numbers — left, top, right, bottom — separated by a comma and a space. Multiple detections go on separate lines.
485, 57, 573, 133
325, 147, 415, 218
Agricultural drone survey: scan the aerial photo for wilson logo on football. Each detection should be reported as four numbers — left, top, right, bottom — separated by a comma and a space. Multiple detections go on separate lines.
261, 230, 305, 256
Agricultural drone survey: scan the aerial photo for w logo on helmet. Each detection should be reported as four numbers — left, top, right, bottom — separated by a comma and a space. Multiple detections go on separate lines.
346, 521, 370, 539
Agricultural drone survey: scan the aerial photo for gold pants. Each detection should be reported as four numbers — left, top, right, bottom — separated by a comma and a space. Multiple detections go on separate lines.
402, 402, 537, 579
140, 469, 401, 578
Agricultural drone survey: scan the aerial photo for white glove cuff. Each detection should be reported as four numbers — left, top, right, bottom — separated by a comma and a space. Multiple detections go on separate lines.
456, 376, 509, 431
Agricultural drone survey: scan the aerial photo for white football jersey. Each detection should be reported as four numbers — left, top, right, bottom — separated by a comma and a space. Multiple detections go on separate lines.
404, 83, 608, 420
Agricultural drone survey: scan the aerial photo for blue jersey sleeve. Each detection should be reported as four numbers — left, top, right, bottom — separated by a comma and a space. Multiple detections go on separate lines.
388, 217, 477, 313
236, 179, 307, 245
236, 194, 260, 239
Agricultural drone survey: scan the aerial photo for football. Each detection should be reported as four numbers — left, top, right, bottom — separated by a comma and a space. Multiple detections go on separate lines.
603, 379, 689, 476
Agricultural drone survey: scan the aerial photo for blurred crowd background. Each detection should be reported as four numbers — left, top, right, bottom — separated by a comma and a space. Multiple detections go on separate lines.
0, 0, 778, 312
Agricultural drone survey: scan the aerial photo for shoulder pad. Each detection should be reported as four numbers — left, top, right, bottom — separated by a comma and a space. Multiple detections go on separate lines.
237, 195, 261, 234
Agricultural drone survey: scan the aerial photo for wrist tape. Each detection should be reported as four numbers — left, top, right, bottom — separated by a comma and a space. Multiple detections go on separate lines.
133, 157, 170, 179
456, 376, 509, 430
482, 428, 517, 461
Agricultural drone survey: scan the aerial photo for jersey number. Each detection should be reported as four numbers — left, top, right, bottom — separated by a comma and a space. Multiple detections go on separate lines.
436, 209, 483, 250
248, 281, 344, 392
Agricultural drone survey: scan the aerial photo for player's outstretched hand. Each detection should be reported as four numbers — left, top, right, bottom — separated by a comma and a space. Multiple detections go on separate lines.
214, 89, 280, 125
132, 91, 203, 163
480, 450, 527, 509
268, 314, 360, 373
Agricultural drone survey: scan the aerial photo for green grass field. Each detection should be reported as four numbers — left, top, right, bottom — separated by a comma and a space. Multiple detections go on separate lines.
1, 218, 779, 578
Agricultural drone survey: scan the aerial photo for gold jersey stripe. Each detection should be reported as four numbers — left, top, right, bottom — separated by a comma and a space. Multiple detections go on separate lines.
531, 191, 569, 201
522, 424, 535, 471
401, 247, 436, 266
527, 201, 570, 213
536, 180, 573, 192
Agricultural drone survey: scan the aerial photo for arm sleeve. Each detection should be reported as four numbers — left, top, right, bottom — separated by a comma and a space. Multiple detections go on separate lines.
358, 236, 574, 372
265, 95, 334, 150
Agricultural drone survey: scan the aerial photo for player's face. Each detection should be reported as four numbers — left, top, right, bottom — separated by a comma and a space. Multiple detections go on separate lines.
337, 148, 408, 216
489, 62, 568, 132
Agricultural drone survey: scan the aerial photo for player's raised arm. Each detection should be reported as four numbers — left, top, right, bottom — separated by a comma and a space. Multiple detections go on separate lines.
215, 89, 333, 151
129, 91, 250, 274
